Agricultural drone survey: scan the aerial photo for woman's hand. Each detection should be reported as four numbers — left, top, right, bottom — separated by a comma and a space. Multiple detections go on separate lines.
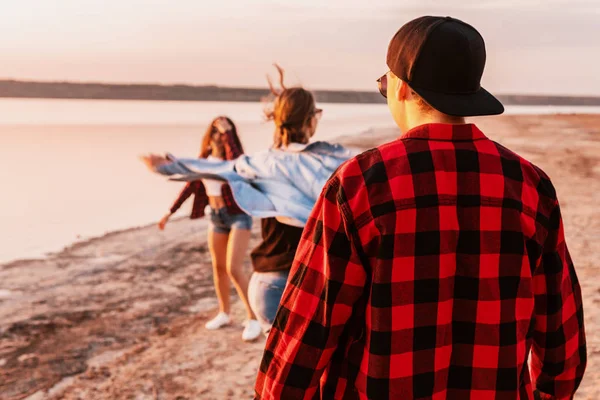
140, 154, 171, 171
158, 213, 171, 230
213, 117, 232, 134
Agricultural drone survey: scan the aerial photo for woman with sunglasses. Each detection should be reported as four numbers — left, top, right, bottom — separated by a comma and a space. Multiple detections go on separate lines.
158, 116, 262, 342
143, 66, 355, 334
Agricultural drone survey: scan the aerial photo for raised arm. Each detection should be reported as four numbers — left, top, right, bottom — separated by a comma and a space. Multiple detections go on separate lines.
213, 117, 243, 160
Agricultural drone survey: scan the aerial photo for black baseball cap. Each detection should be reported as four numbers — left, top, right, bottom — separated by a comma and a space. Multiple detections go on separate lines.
387, 16, 504, 117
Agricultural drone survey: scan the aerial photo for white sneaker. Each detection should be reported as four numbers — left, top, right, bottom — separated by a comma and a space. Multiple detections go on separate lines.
205, 312, 231, 330
242, 319, 262, 342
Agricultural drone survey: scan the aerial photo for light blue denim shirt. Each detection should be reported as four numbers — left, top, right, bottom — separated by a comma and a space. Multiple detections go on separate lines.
156, 141, 358, 225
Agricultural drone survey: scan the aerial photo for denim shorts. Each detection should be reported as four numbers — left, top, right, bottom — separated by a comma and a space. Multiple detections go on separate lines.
248, 270, 290, 334
209, 208, 253, 234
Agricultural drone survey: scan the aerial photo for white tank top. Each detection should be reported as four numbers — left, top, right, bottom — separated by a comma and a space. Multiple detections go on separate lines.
201, 155, 224, 196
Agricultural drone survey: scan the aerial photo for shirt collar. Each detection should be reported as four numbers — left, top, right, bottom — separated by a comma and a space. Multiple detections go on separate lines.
401, 123, 488, 141
281, 142, 309, 152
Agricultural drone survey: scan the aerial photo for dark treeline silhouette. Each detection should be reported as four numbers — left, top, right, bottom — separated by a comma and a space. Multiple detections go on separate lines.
1, 79, 600, 106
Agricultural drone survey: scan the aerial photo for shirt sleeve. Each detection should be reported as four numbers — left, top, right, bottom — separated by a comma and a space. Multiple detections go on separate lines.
530, 201, 586, 399
169, 181, 203, 214
254, 178, 368, 400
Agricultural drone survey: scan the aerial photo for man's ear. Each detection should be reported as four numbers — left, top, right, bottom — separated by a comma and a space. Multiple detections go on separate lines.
395, 79, 409, 103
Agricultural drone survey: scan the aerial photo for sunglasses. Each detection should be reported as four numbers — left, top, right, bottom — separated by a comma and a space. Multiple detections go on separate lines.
376, 71, 389, 98
312, 108, 323, 120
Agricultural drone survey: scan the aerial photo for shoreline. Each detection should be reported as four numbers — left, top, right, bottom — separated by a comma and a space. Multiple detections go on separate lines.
1, 114, 599, 399
0, 217, 189, 270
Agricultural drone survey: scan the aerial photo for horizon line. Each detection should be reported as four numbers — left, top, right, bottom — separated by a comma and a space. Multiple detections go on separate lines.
2, 78, 600, 100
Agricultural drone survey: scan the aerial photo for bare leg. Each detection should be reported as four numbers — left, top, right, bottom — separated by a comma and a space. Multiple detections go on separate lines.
207, 227, 231, 314
226, 228, 255, 320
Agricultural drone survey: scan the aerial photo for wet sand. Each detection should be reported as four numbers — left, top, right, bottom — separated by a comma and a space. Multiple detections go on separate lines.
1, 114, 599, 399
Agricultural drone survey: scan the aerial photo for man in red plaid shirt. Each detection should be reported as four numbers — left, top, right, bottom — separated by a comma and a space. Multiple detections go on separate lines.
255, 16, 586, 400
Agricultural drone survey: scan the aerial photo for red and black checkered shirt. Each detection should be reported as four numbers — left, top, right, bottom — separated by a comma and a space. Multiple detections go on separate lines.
169, 129, 244, 219
255, 123, 586, 400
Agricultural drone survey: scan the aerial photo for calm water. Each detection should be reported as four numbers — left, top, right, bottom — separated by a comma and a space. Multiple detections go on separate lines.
2, 98, 600, 263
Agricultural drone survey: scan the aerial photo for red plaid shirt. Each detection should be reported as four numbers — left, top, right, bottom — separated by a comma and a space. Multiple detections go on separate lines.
255, 123, 586, 400
169, 129, 244, 218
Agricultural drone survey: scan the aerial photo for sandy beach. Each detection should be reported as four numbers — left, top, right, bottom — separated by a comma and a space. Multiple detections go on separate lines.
1, 114, 599, 399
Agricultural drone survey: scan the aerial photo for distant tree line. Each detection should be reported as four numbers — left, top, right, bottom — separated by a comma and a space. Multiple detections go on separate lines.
1, 80, 599, 106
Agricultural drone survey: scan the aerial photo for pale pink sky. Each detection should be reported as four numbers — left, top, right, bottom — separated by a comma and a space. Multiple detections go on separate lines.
1, 0, 599, 95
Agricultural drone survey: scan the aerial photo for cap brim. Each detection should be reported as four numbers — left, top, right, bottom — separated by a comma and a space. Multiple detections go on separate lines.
410, 85, 504, 117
